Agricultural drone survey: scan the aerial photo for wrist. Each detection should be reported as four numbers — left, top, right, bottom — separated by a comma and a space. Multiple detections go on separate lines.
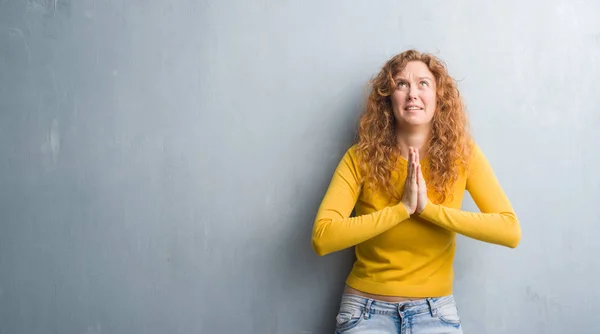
400, 200, 414, 215
416, 200, 428, 215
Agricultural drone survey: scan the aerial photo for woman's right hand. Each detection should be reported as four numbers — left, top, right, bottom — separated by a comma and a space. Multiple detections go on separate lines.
400, 147, 419, 214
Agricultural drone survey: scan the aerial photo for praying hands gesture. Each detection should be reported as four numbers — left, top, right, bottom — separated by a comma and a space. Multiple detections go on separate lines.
400, 147, 429, 215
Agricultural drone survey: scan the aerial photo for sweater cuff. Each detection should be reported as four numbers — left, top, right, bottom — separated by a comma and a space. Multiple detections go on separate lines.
394, 202, 411, 221
418, 201, 439, 221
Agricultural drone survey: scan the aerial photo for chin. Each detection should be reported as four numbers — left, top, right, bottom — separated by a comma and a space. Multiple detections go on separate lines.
400, 117, 430, 127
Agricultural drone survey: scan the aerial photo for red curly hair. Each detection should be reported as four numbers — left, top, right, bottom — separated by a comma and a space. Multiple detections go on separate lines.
355, 50, 472, 204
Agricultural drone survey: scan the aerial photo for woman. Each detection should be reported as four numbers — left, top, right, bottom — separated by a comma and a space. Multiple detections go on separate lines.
311, 49, 521, 334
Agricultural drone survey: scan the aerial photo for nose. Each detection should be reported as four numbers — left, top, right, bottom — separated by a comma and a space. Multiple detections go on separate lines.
407, 85, 418, 100
406, 89, 418, 101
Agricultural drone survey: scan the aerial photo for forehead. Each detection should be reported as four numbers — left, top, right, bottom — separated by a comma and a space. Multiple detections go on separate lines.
396, 61, 434, 79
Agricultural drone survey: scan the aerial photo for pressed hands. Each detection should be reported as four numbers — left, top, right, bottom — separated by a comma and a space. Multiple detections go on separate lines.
400, 147, 429, 215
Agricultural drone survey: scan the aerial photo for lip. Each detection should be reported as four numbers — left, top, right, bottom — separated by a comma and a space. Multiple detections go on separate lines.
404, 105, 424, 111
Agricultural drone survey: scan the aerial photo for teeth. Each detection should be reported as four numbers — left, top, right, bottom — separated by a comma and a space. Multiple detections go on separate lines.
407, 107, 421, 110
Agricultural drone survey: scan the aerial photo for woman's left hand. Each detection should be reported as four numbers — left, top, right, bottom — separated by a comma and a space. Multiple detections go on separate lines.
415, 149, 429, 214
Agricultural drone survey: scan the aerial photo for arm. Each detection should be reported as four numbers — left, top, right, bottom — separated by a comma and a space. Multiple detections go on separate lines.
417, 144, 521, 248
312, 147, 410, 256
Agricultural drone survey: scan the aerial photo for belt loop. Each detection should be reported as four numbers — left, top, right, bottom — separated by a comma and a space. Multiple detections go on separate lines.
426, 298, 437, 317
363, 299, 373, 319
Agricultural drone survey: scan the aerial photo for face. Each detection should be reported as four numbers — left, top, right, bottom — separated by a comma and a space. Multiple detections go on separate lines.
390, 61, 437, 128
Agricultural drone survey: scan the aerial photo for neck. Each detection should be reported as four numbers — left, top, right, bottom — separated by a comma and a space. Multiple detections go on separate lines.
396, 124, 432, 159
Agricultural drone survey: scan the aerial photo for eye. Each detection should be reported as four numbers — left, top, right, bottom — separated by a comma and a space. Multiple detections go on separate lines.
397, 81, 408, 89
420, 80, 429, 87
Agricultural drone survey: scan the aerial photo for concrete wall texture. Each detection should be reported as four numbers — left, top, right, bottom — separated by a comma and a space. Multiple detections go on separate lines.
1, 1, 599, 333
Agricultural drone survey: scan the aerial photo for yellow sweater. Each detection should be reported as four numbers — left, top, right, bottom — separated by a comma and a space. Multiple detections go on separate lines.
312, 143, 521, 297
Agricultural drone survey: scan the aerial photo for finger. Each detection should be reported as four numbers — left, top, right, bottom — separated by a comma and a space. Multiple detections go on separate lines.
415, 164, 420, 185
415, 148, 419, 166
407, 152, 414, 183
407, 147, 413, 172
410, 158, 417, 185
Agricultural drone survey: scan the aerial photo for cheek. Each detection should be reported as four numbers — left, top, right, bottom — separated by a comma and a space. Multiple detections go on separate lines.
392, 91, 405, 103
391, 92, 406, 109
424, 92, 437, 109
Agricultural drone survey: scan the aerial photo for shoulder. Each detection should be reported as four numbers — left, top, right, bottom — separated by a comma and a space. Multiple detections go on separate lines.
336, 144, 363, 176
465, 139, 494, 176
346, 144, 359, 159
457, 139, 480, 174
468, 140, 483, 160
340, 144, 360, 166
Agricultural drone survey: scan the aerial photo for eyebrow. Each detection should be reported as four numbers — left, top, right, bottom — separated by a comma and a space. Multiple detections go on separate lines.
394, 76, 434, 81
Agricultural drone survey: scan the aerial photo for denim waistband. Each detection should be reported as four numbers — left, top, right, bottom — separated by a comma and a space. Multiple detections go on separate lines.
340, 293, 456, 318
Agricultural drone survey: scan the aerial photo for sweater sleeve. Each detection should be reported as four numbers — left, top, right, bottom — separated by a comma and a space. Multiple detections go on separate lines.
417, 144, 522, 248
311, 147, 411, 256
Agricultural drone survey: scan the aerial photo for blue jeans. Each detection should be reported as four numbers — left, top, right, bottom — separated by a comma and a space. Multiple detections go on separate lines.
334, 293, 463, 334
